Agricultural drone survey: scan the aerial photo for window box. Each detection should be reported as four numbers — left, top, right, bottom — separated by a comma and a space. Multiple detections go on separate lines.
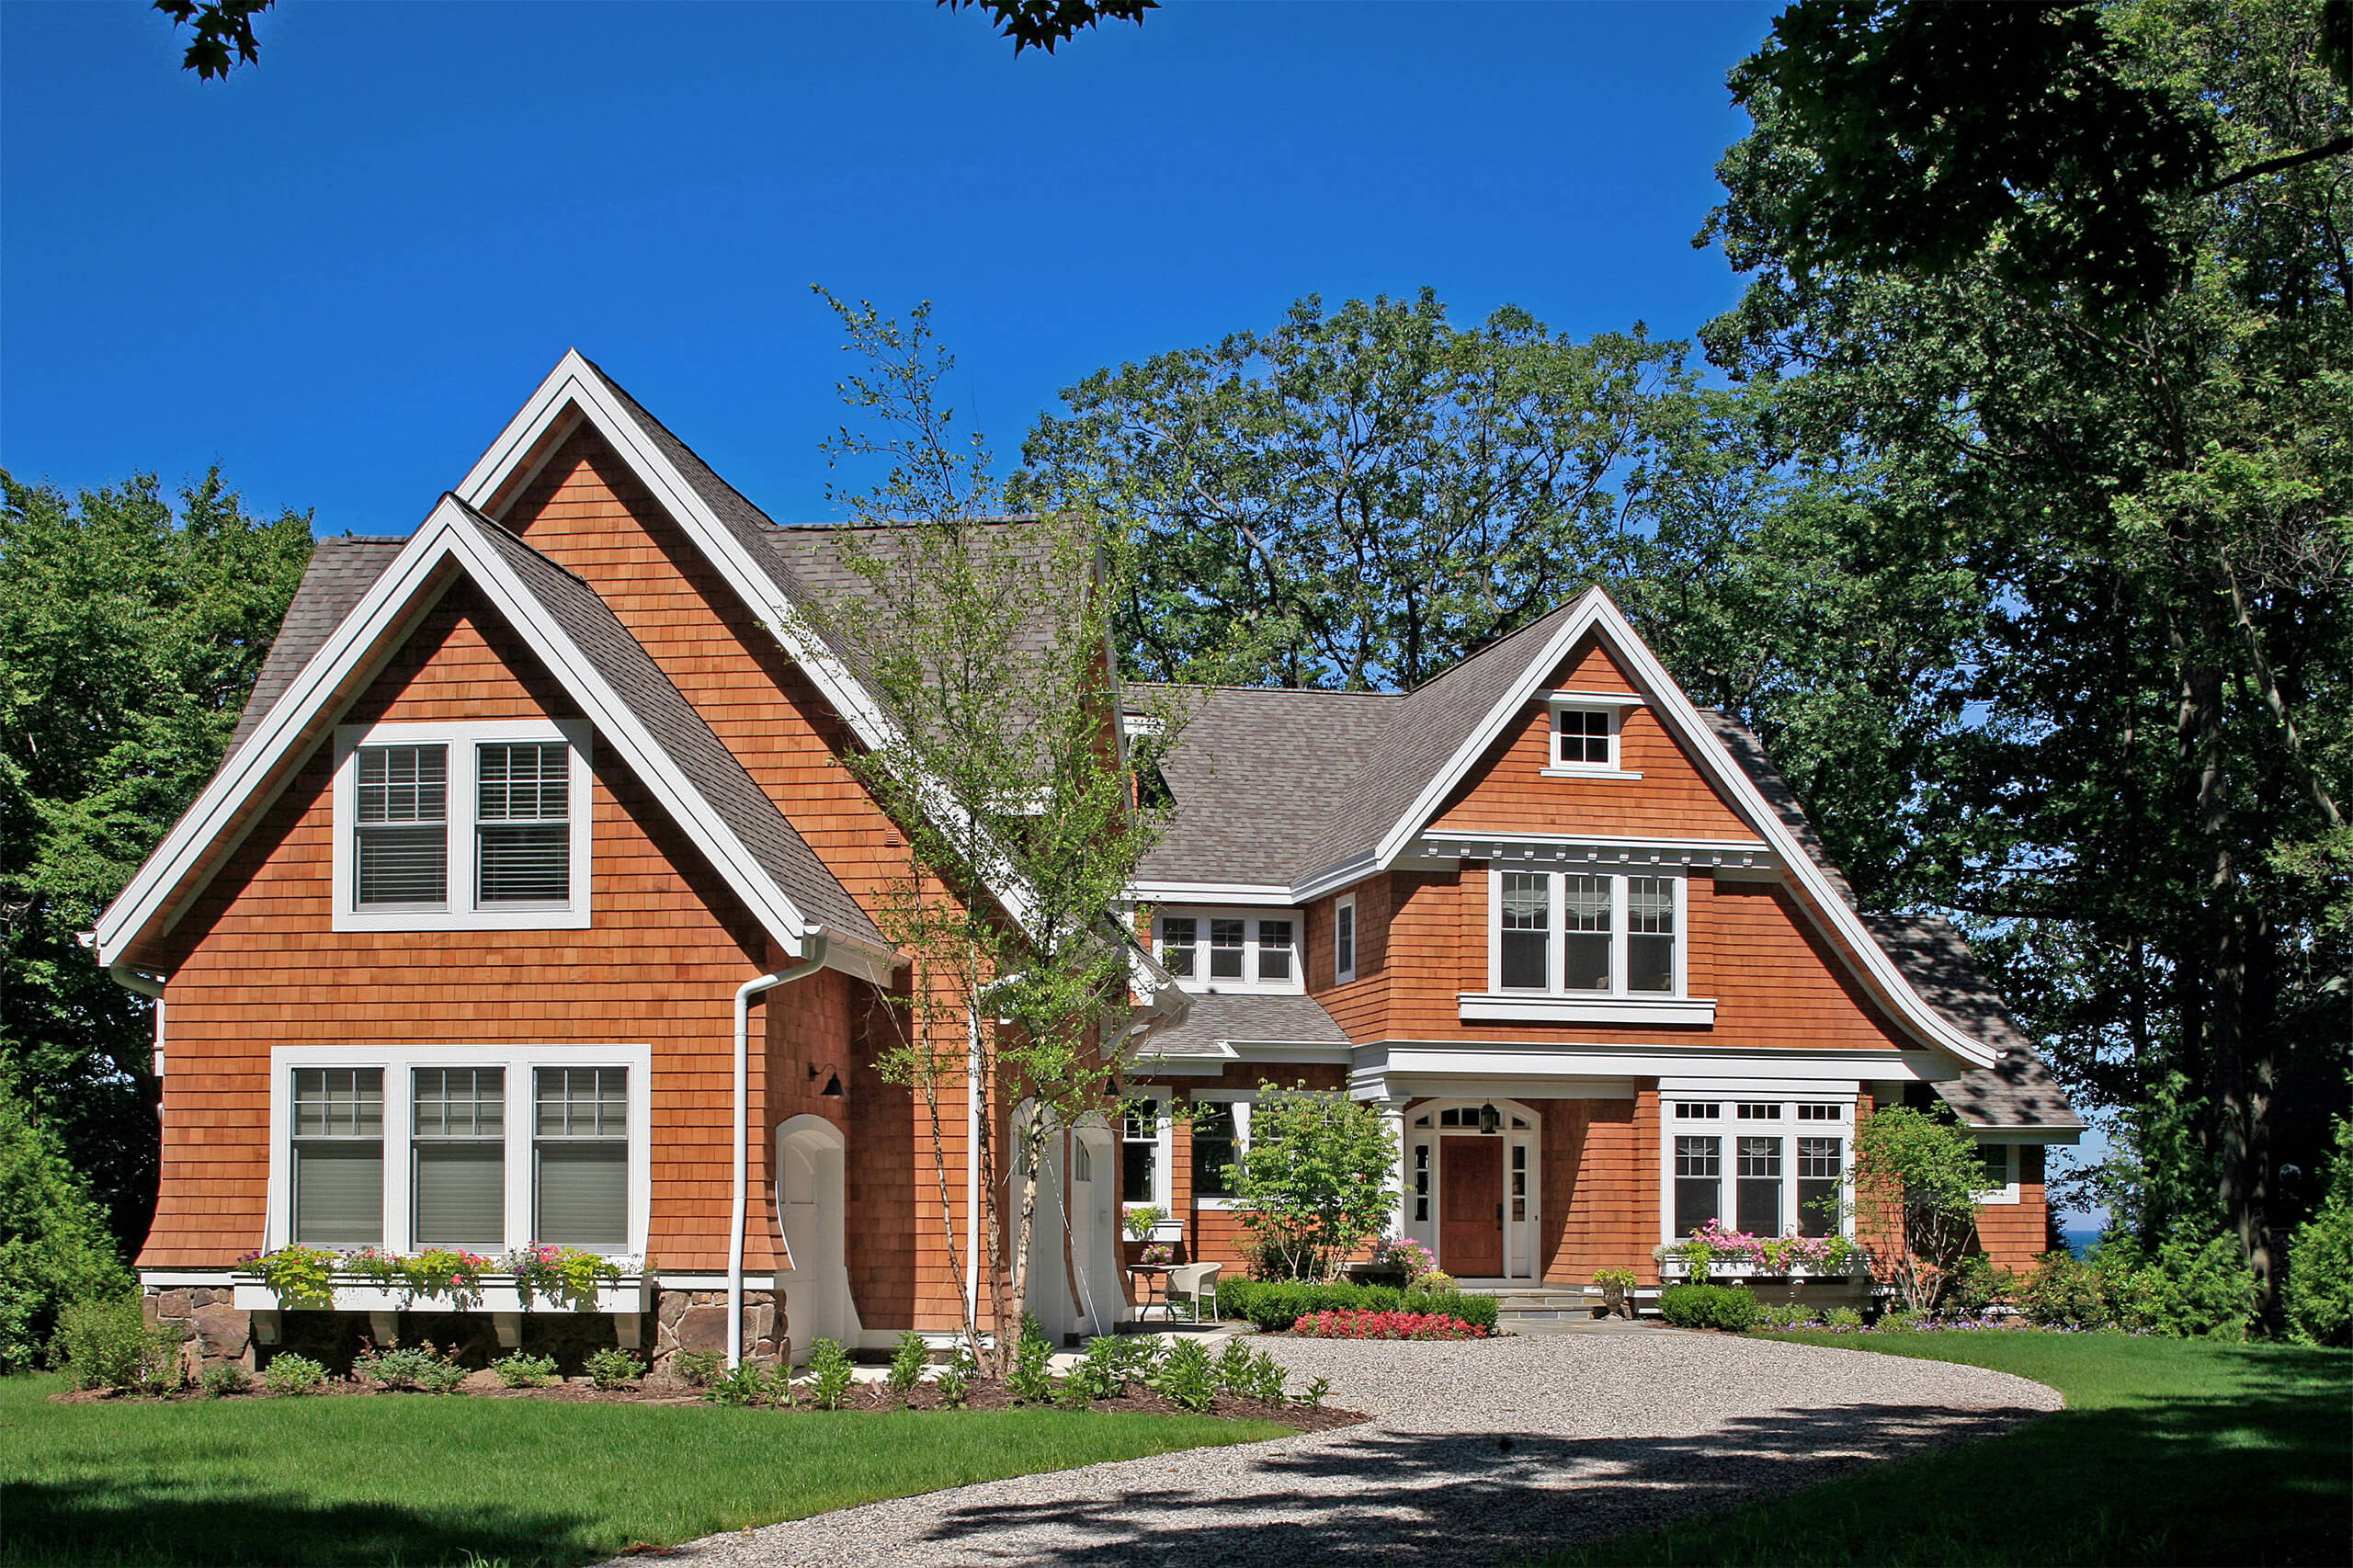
1651, 1249, 1871, 1282
229, 1270, 653, 1315
1123, 1213, 1184, 1243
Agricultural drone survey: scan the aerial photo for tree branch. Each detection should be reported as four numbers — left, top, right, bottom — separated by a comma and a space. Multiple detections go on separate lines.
2201, 134, 2353, 194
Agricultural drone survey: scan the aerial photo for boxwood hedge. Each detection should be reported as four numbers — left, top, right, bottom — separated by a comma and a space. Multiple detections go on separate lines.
1216, 1278, 1499, 1333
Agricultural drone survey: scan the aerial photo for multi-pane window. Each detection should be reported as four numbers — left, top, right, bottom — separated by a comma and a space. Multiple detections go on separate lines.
1411, 1142, 1431, 1222
1121, 1107, 1159, 1204
1674, 1136, 1721, 1237
1736, 1103, 1783, 1120
292, 1068, 383, 1244
1627, 877, 1675, 993
1159, 917, 1198, 977
1796, 1103, 1844, 1120
1509, 1144, 1529, 1221
535, 1067, 628, 1249
1562, 875, 1612, 990
1976, 1143, 2012, 1191
1191, 1103, 1237, 1199
1256, 920, 1293, 982
1154, 912, 1307, 992
1489, 870, 1683, 997
1797, 1137, 1843, 1237
1736, 1137, 1784, 1235
1675, 1102, 1722, 1120
1499, 873, 1550, 990
413, 1068, 505, 1247
355, 746, 448, 905
1554, 708, 1612, 766
1335, 899, 1357, 983
475, 744, 569, 903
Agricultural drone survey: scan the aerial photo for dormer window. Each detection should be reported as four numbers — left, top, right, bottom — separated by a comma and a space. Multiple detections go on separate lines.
1540, 692, 1643, 779
1154, 908, 1304, 994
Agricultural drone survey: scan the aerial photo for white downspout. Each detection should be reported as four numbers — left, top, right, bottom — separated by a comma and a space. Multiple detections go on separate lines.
730, 930, 828, 1369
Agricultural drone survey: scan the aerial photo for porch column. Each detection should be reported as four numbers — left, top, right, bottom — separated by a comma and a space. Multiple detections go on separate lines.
1379, 1097, 1410, 1234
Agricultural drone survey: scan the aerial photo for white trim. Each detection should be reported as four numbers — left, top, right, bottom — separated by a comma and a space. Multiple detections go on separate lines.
1348, 1039, 1945, 1101
1418, 829, 1775, 868
1153, 905, 1304, 995
1545, 691, 1640, 775
1398, 1096, 1542, 1279
452, 352, 1046, 938
266, 1040, 652, 1256
95, 500, 883, 972
1119, 1090, 1175, 1216
331, 718, 594, 932
1969, 1139, 2023, 1204
1334, 893, 1358, 985
1458, 994, 1717, 1026
1133, 880, 1296, 907
1661, 1092, 1857, 1246
1537, 690, 1647, 709
1313, 586, 1999, 1070
1540, 767, 1643, 781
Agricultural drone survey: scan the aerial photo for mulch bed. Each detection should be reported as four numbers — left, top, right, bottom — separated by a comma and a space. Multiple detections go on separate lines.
50, 1377, 1367, 1431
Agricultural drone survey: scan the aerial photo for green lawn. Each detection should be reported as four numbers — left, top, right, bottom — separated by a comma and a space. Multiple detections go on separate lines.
0, 1377, 1291, 1567
1537, 1332, 2351, 1568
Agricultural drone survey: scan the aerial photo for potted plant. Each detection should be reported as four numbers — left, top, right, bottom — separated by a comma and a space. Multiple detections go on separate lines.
1592, 1266, 1638, 1319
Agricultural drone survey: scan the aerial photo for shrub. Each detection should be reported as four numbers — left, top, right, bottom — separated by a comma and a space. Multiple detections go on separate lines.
1824, 1306, 1866, 1329
1247, 1349, 1288, 1404
1657, 1283, 1758, 1332
491, 1351, 559, 1388
2019, 1248, 2108, 1328
2286, 1195, 2353, 1347
50, 1297, 179, 1392
671, 1349, 722, 1387
1149, 1337, 1220, 1410
702, 1362, 784, 1407
933, 1349, 973, 1408
260, 1351, 326, 1394
199, 1360, 251, 1397
803, 1337, 855, 1409
1065, 1334, 1156, 1400
1875, 1307, 1930, 1333
355, 1343, 465, 1393
1297, 1375, 1332, 1410
0, 1086, 134, 1371
1947, 1254, 2016, 1314
585, 1346, 642, 1390
1215, 1338, 1256, 1396
2095, 1233, 2254, 1338
1006, 1318, 1055, 1404
1411, 1270, 1457, 1292
1755, 1301, 1821, 1330
1294, 1309, 1489, 1340
1217, 1279, 1498, 1333
885, 1330, 929, 1394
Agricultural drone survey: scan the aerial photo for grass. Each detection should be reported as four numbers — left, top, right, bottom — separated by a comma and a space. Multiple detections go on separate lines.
0, 1376, 1292, 1566
1535, 1331, 2351, 1567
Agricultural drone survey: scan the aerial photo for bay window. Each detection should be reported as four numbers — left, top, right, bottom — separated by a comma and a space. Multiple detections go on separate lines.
292, 1068, 383, 1245
412, 1068, 504, 1248
535, 1067, 629, 1249
1665, 1096, 1851, 1246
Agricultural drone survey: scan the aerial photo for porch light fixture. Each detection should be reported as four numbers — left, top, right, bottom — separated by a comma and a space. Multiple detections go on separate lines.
1478, 1103, 1502, 1135
808, 1063, 846, 1097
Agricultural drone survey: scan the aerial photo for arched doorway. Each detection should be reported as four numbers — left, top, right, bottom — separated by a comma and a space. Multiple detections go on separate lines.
1397, 1097, 1542, 1280
1066, 1118, 1121, 1338
774, 1114, 860, 1362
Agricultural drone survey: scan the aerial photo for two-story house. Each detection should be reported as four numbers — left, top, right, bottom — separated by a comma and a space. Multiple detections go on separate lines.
99, 352, 2078, 1371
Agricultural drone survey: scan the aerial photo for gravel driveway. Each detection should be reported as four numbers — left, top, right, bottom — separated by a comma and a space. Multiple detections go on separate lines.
639, 1328, 2061, 1568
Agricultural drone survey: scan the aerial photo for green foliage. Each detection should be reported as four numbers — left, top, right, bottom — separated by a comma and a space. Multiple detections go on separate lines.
354, 1343, 465, 1394
1214, 1338, 1256, 1397
244, 1244, 339, 1311
2285, 1119, 2353, 1346
803, 1338, 856, 1410
1823, 1306, 1866, 1329
1947, 1254, 2017, 1315
490, 1352, 559, 1389
1215, 1278, 1498, 1333
1, 471, 313, 1255
1658, 1283, 1760, 1332
1148, 1337, 1219, 1412
670, 1350, 722, 1388
1121, 1206, 1163, 1242
932, 1349, 974, 1409
49, 1297, 178, 1392
1755, 1301, 1823, 1330
1222, 1084, 1397, 1280
1063, 1334, 1158, 1401
1245, 1350, 1289, 1406
0, 1081, 131, 1369
1853, 1108, 1995, 1311
1006, 1317, 1055, 1403
701, 1362, 786, 1408
2019, 1250, 2110, 1330
2095, 1233, 2256, 1339
885, 1330, 930, 1395
199, 1361, 250, 1398
584, 1347, 642, 1391
506, 1244, 624, 1311
258, 1351, 325, 1394
1297, 1375, 1332, 1411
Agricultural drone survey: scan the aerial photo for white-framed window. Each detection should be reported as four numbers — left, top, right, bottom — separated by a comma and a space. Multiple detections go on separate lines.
332, 719, 593, 932
1540, 693, 1643, 779
1153, 908, 1305, 994
1486, 869, 1685, 997
1665, 1096, 1849, 1242
269, 1043, 649, 1256
1974, 1142, 2022, 1204
1334, 895, 1358, 983
1120, 1096, 1171, 1209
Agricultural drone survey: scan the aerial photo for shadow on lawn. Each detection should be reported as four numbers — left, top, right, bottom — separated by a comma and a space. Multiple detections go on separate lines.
830, 1401, 2039, 1568
0, 1477, 598, 1568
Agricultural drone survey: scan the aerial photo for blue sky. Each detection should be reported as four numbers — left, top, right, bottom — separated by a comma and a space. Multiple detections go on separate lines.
5, 0, 2109, 1221
5, 0, 1777, 528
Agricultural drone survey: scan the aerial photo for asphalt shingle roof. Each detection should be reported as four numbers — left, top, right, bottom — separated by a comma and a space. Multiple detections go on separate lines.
226, 536, 406, 753
1137, 991, 1352, 1059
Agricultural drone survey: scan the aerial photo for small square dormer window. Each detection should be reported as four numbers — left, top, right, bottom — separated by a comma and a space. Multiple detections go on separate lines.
1541, 693, 1643, 779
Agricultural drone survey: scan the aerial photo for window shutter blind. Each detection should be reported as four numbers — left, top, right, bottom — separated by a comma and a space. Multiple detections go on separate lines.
413, 1068, 505, 1247
355, 746, 448, 905
294, 1143, 383, 1244
533, 1067, 627, 1249
477, 744, 570, 904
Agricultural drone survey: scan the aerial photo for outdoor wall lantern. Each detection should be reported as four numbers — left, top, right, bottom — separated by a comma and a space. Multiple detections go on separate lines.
1478, 1102, 1502, 1135
808, 1062, 846, 1097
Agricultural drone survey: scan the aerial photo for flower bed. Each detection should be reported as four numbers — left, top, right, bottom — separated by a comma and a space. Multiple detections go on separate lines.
235, 1244, 636, 1312
1292, 1309, 1490, 1340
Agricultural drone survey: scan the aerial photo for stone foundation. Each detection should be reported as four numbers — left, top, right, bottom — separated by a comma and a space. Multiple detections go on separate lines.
146, 1287, 253, 1373
653, 1288, 783, 1370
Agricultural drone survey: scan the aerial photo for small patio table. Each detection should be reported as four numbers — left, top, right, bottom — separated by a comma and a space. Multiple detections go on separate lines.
1129, 1263, 1176, 1321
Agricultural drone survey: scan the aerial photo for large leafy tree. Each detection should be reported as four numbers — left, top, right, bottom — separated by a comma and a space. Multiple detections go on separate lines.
1705, 0, 2352, 1322
0, 472, 313, 1255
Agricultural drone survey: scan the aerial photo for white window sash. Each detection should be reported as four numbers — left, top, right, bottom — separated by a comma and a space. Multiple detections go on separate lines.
1658, 1096, 1856, 1244
1487, 869, 1685, 999
1151, 907, 1306, 994
1334, 895, 1358, 984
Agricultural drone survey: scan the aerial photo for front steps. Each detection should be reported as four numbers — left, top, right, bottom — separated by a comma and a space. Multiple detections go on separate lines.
1456, 1282, 1664, 1334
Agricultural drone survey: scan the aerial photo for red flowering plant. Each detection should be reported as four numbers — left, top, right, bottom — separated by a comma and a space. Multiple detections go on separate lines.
505, 1244, 628, 1310
1293, 1309, 1490, 1341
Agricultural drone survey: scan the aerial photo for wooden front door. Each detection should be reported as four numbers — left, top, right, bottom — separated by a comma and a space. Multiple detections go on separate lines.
1439, 1138, 1504, 1277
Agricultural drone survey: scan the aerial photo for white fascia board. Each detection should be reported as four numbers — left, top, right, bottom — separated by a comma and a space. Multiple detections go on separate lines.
1355, 1039, 1946, 1083
1131, 881, 1297, 907
1289, 854, 1382, 905
1350, 584, 2000, 1072
1414, 830, 1773, 868
455, 352, 1044, 937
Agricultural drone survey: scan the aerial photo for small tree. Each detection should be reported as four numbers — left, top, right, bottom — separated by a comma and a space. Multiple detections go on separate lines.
792, 292, 1199, 1374
1224, 1084, 1398, 1281
1849, 1105, 1995, 1312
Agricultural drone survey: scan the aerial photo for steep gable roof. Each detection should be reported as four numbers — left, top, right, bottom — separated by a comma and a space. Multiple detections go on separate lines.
226, 537, 406, 753
97, 496, 886, 970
